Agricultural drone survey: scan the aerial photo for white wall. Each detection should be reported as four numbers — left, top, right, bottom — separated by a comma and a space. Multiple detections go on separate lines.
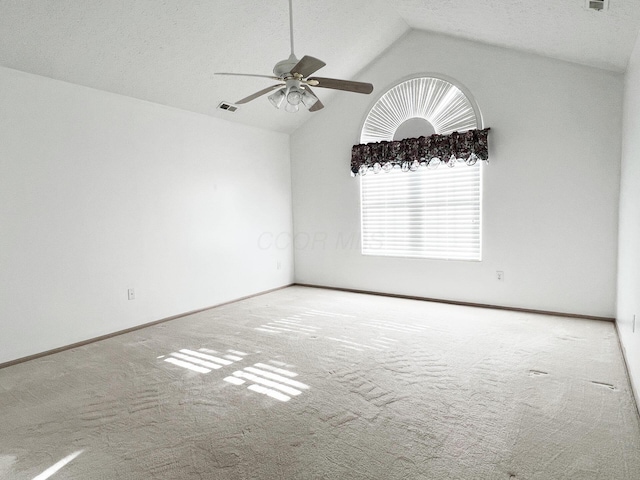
0, 66, 293, 364
617, 33, 640, 405
291, 30, 623, 318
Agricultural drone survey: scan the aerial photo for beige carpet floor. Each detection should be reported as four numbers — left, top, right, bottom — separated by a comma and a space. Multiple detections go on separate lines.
1, 286, 639, 479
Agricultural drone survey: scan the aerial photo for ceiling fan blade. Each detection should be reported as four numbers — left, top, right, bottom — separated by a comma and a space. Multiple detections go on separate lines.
236, 84, 283, 104
304, 86, 324, 112
216, 72, 281, 81
307, 77, 374, 94
291, 55, 326, 77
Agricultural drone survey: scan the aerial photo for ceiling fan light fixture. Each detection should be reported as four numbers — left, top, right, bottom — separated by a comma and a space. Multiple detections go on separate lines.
286, 88, 303, 105
284, 102, 299, 113
268, 88, 286, 109
301, 89, 318, 108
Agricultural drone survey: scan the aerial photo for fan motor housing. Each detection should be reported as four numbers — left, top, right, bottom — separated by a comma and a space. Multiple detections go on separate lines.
273, 54, 299, 78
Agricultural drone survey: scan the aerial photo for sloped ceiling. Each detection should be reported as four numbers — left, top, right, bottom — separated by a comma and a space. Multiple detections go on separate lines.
396, 0, 640, 73
1, 0, 639, 134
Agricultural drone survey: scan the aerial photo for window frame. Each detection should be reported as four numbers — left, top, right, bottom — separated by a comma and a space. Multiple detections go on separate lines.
359, 75, 484, 262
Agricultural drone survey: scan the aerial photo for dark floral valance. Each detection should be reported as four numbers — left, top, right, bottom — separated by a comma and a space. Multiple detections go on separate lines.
351, 128, 490, 176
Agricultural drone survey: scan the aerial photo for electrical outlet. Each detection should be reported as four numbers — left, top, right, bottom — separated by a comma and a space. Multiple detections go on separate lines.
128, 288, 135, 300
496, 271, 504, 281
277, 260, 282, 270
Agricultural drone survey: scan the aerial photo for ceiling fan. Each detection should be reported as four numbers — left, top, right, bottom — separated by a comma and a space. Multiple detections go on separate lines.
215, 0, 374, 113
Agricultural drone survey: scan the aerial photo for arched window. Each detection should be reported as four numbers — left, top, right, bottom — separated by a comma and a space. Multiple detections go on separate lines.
360, 76, 483, 261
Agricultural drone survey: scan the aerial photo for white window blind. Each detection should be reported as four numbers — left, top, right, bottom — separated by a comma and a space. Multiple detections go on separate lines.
361, 164, 482, 261
359, 76, 482, 261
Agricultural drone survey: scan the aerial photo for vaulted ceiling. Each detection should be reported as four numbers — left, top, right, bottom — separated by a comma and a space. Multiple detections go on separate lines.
1, 0, 639, 133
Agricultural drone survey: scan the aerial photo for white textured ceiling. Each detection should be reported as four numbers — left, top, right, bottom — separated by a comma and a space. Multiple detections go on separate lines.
395, 0, 640, 73
1, 1, 639, 133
